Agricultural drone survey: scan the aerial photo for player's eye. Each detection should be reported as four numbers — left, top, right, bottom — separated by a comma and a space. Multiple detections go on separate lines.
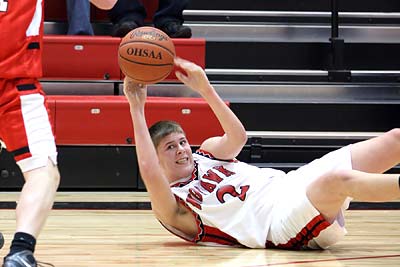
167, 144, 175, 150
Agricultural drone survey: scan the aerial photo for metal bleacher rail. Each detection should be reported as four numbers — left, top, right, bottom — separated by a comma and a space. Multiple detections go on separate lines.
246, 130, 382, 140
39, 7, 398, 96
184, 9, 400, 83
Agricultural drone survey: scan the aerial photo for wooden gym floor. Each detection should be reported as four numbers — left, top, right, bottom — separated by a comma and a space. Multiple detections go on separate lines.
0, 192, 399, 267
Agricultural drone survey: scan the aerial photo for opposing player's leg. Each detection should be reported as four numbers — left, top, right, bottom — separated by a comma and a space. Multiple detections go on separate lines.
3, 160, 59, 267
1, 79, 60, 267
16, 160, 60, 237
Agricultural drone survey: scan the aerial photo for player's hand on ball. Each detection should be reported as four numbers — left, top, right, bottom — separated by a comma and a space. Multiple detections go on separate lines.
123, 77, 147, 110
174, 57, 212, 96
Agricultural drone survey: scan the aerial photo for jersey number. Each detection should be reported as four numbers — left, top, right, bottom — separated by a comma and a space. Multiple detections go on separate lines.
216, 185, 250, 203
0, 0, 8, 12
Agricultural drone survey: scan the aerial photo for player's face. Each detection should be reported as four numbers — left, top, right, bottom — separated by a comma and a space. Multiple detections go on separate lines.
157, 132, 194, 182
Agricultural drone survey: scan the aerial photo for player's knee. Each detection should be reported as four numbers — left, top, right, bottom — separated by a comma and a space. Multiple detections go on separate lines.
320, 169, 354, 196
51, 166, 61, 189
387, 128, 400, 143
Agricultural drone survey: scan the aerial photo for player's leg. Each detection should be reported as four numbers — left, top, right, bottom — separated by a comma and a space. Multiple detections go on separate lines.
300, 139, 400, 222
16, 160, 60, 236
350, 128, 400, 173
307, 169, 400, 221
1, 79, 60, 267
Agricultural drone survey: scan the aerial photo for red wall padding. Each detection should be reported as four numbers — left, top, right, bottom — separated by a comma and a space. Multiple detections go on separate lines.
42, 36, 205, 81
48, 95, 227, 146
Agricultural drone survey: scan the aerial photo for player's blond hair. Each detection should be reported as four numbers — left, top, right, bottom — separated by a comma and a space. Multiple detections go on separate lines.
149, 120, 185, 149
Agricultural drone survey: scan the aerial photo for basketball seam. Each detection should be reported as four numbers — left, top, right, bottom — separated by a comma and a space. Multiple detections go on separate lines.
119, 40, 175, 57
119, 54, 174, 67
125, 71, 172, 83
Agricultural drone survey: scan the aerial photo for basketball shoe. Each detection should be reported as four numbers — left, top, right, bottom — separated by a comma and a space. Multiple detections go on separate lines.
158, 21, 192, 38
0, 232, 4, 250
2, 250, 54, 267
111, 20, 139, 37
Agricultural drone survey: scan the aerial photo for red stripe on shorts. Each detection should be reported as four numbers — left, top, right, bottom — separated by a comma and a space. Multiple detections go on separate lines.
265, 214, 330, 249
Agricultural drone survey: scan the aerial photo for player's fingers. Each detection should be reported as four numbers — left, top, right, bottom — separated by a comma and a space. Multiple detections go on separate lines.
175, 57, 197, 72
175, 71, 188, 84
174, 57, 186, 66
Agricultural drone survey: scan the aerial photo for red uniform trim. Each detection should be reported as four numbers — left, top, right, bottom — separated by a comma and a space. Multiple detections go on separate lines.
265, 214, 331, 249
195, 149, 238, 163
159, 195, 241, 247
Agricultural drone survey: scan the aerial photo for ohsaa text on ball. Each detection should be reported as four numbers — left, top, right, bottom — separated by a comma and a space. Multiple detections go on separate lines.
127, 47, 163, 60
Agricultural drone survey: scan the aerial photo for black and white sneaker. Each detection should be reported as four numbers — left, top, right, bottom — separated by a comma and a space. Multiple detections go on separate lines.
0, 232, 4, 250
2, 250, 54, 267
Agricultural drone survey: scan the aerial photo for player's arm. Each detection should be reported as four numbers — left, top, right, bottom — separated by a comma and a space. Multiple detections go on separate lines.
123, 78, 181, 225
174, 57, 247, 160
90, 0, 117, 10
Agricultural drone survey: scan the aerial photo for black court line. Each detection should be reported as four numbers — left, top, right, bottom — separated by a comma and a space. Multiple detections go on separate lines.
243, 254, 400, 267
0, 201, 151, 210
0, 201, 398, 210
349, 201, 400, 210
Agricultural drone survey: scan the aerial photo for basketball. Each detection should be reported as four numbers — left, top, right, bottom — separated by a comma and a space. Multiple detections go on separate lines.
118, 26, 176, 84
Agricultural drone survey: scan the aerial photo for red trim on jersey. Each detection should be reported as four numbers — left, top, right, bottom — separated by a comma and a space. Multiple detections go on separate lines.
170, 150, 240, 188
195, 149, 238, 163
196, 149, 216, 159
159, 195, 241, 247
173, 196, 241, 246
200, 225, 242, 247
170, 162, 198, 188
158, 196, 203, 243
265, 214, 330, 249
176, 196, 204, 242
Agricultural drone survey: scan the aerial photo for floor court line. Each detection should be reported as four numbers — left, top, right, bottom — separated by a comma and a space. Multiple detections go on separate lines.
246, 254, 400, 267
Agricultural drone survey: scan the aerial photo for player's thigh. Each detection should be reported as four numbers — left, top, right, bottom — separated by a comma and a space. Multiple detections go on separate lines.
0, 78, 57, 172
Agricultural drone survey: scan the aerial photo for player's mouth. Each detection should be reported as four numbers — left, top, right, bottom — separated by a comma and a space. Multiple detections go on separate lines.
176, 157, 189, 164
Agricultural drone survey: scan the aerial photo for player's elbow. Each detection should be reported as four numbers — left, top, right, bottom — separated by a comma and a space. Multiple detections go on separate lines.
231, 128, 248, 150
238, 129, 248, 147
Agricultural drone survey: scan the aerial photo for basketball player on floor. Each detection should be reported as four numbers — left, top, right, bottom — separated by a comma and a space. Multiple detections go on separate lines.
123, 57, 400, 249
0, 1, 116, 266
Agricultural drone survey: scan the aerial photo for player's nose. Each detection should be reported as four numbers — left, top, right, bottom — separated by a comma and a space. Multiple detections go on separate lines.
176, 144, 185, 153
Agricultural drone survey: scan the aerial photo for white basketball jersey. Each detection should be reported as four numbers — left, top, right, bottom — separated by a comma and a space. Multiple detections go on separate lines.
167, 149, 286, 248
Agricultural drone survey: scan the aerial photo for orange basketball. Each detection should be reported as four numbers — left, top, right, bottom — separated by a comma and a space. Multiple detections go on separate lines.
118, 26, 176, 84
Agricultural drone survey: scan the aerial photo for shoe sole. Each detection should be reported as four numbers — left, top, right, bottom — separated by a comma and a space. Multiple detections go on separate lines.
170, 28, 192, 38
0, 232, 3, 250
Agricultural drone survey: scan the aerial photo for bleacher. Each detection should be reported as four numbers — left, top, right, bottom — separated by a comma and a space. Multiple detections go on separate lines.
1, 0, 399, 190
